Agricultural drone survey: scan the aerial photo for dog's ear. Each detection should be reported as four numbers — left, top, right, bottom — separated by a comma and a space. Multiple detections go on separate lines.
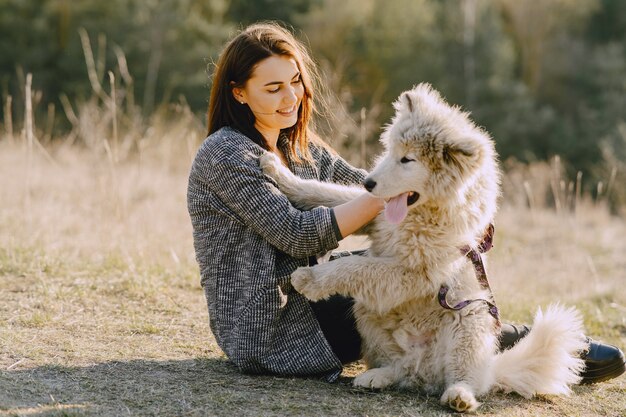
443, 140, 480, 169
400, 91, 414, 113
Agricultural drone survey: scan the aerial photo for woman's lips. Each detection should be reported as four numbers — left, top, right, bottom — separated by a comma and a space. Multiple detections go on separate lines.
277, 105, 297, 116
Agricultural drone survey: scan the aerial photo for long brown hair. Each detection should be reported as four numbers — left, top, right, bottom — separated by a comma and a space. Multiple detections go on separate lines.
207, 22, 321, 162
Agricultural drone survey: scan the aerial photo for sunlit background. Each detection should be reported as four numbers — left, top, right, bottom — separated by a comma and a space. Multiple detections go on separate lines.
2, 0, 625, 203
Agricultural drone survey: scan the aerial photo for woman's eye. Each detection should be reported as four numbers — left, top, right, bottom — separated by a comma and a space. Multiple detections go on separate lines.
400, 157, 415, 163
268, 87, 280, 94
292, 77, 302, 84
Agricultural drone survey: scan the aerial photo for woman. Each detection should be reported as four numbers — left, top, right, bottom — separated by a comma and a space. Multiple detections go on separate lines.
187, 22, 625, 383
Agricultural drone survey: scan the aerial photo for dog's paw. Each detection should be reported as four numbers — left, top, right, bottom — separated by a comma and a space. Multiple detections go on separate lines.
353, 368, 395, 390
440, 384, 479, 413
259, 152, 283, 179
291, 267, 327, 301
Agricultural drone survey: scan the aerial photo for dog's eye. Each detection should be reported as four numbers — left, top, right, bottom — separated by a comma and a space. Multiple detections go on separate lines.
400, 157, 415, 164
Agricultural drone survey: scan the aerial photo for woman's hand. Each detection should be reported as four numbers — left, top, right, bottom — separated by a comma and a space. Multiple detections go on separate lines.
333, 193, 385, 238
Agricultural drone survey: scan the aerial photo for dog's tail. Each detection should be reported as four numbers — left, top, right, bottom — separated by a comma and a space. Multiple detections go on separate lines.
491, 304, 587, 398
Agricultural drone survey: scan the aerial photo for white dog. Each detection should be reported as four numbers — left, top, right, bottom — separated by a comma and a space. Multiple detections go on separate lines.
260, 84, 586, 412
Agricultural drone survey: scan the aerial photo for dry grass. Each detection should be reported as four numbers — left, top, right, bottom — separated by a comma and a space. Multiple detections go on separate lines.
1, 129, 625, 416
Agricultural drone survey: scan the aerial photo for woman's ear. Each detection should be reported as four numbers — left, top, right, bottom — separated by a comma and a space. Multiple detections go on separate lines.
230, 82, 246, 104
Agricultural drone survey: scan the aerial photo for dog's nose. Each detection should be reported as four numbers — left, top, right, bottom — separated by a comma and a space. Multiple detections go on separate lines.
363, 178, 377, 192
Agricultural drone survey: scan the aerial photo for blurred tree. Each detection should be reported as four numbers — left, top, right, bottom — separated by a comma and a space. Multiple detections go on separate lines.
0, 0, 232, 131
1, 0, 625, 205
496, 0, 599, 95
298, 0, 439, 156
226, 0, 319, 28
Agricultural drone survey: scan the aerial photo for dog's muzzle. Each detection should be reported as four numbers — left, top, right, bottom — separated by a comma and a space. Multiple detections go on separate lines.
363, 178, 376, 192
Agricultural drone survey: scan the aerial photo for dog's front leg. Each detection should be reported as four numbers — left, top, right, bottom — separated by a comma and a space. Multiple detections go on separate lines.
292, 256, 417, 314
259, 152, 365, 210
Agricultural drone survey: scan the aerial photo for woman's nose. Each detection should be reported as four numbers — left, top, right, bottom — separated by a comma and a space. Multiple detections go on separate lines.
284, 86, 298, 103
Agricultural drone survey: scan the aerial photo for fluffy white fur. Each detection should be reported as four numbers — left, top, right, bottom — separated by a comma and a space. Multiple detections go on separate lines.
260, 83, 586, 413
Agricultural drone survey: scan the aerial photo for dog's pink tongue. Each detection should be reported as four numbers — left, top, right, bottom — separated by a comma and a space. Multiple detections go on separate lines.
385, 192, 409, 224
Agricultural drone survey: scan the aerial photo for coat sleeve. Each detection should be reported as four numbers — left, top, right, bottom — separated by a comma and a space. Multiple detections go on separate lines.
194, 143, 340, 259
311, 142, 368, 186
330, 152, 368, 186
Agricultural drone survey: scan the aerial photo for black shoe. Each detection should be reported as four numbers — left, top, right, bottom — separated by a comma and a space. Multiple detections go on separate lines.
580, 338, 626, 384
499, 324, 626, 384
499, 323, 531, 351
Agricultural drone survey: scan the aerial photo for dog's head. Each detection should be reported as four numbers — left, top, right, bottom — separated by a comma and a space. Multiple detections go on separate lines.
364, 83, 498, 224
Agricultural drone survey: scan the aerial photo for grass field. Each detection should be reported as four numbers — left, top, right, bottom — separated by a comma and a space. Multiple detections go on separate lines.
1, 136, 625, 416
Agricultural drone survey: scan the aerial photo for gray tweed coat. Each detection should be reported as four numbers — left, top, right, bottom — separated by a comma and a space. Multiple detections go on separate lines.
187, 126, 366, 381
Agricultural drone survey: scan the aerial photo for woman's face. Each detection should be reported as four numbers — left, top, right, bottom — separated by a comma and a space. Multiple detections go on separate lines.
233, 55, 305, 143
